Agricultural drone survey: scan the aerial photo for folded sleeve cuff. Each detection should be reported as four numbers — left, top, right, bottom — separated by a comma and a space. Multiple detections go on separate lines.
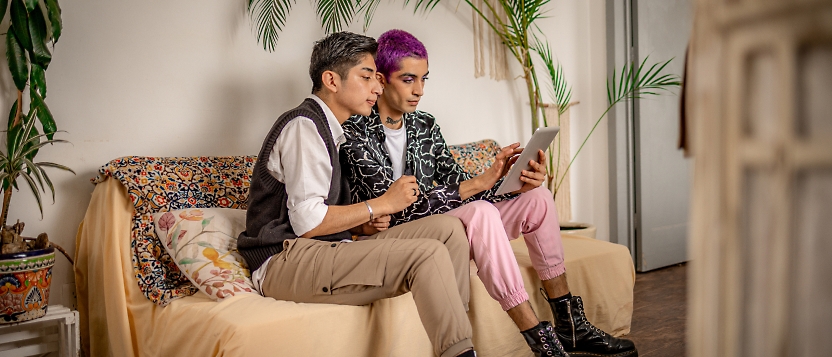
289, 197, 328, 236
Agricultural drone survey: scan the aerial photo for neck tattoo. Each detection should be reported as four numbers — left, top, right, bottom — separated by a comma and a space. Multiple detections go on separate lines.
386, 116, 403, 125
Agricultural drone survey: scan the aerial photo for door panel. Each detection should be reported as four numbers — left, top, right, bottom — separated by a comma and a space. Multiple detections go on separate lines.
633, 0, 692, 271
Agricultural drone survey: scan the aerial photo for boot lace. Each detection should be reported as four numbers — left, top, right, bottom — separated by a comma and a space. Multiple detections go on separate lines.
576, 298, 607, 337
537, 324, 565, 356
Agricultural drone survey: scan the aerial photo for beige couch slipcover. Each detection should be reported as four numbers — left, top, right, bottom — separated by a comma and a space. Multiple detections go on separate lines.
75, 155, 634, 357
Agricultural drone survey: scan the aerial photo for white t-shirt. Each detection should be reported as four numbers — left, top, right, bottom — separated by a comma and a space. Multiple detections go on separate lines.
383, 124, 407, 180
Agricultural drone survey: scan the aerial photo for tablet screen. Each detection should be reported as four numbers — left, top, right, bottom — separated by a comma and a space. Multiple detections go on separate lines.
494, 126, 560, 195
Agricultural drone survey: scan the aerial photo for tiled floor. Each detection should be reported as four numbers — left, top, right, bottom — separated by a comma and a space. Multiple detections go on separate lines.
627, 263, 687, 357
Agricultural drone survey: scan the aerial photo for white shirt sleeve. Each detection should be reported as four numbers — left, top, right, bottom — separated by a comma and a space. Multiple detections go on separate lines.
266, 117, 331, 237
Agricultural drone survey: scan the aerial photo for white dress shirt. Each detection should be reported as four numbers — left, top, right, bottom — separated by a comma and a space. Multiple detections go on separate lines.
252, 95, 345, 293
266, 94, 345, 237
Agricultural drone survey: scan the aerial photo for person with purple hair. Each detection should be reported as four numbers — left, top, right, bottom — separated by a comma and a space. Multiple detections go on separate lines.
340, 29, 638, 357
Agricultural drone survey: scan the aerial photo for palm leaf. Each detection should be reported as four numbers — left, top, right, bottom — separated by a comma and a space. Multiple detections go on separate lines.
359, 0, 382, 31
248, 0, 295, 52
313, 0, 360, 34
557, 57, 680, 191
607, 57, 680, 105
404, 0, 443, 14
462, 0, 521, 60
532, 37, 571, 116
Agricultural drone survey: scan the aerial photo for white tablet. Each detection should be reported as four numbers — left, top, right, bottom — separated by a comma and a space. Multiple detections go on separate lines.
494, 126, 560, 196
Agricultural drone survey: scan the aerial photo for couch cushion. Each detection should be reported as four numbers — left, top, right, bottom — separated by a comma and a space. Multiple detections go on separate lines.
152, 208, 256, 300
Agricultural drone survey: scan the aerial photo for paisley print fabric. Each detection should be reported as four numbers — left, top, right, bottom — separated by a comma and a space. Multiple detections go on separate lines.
340, 108, 516, 228
92, 156, 256, 306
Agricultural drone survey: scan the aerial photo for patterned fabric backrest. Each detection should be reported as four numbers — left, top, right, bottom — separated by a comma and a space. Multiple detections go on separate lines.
93, 140, 497, 306
93, 156, 257, 305
447, 139, 501, 176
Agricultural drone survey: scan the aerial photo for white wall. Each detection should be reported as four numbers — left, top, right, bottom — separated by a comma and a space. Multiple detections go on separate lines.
0, 0, 610, 309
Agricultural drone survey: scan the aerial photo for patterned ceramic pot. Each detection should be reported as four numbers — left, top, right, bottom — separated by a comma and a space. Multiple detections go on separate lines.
0, 247, 54, 324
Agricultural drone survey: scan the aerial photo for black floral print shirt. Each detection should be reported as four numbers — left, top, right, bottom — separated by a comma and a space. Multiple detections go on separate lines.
340, 107, 514, 227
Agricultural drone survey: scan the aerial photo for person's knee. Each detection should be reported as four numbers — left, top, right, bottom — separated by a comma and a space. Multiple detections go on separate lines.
466, 201, 501, 221
517, 186, 553, 209
444, 216, 470, 251
412, 239, 452, 265
416, 238, 447, 255
433, 215, 467, 239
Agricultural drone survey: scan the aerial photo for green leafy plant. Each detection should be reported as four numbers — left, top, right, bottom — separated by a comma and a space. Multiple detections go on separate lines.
245, 0, 680, 196
0, 0, 74, 259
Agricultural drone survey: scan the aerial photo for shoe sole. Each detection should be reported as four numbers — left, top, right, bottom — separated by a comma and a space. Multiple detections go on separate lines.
565, 349, 638, 357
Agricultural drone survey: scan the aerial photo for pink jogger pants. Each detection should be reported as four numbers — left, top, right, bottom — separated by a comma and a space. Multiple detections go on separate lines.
445, 186, 565, 311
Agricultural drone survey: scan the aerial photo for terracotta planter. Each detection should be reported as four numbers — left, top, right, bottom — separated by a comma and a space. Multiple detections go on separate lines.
0, 247, 54, 324
560, 222, 596, 239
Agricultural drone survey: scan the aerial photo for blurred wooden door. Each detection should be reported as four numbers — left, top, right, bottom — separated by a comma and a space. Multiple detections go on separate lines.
687, 1, 832, 356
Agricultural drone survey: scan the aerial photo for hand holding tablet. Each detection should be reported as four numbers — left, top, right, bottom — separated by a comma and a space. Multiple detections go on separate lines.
494, 127, 560, 195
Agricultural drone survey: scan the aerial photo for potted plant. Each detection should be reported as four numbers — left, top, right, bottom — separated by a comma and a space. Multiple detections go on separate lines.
0, 0, 73, 324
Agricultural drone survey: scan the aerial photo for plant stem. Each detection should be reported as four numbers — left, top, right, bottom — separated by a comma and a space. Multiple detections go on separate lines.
556, 102, 618, 191
50, 242, 74, 266
1, 188, 12, 229
523, 62, 538, 132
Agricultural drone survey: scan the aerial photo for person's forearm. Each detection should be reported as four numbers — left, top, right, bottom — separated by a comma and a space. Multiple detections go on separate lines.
459, 176, 489, 201
300, 199, 389, 238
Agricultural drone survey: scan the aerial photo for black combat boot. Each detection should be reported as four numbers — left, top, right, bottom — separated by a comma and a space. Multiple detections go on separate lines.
520, 321, 569, 357
543, 290, 638, 357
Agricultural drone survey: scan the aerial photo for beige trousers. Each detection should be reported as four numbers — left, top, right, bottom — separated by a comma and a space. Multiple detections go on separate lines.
261, 215, 473, 357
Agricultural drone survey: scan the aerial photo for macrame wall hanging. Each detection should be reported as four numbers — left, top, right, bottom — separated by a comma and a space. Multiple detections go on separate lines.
472, 0, 510, 80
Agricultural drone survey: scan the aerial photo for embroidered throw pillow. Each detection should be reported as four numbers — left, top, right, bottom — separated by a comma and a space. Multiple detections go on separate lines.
152, 208, 256, 300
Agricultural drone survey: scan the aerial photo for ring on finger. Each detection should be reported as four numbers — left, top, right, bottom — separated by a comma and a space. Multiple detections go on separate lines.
412, 188, 418, 196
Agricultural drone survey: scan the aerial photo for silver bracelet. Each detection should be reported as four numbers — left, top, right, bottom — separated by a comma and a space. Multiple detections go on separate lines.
364, 201, 374, 221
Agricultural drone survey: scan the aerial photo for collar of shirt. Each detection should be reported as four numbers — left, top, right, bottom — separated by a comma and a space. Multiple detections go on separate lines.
308, 94, 346, 148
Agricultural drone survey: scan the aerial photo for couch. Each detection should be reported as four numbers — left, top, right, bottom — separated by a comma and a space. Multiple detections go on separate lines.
74, 140, 635, 357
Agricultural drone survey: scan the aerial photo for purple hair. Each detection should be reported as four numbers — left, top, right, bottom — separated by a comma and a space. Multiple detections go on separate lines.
376, 29, 428, 78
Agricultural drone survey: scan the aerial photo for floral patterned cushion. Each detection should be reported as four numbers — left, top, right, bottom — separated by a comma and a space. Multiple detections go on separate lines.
152, 208, 255, 300
448, 139, 500, 176
93, 156, 256, 306
92, 142, 496, 306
